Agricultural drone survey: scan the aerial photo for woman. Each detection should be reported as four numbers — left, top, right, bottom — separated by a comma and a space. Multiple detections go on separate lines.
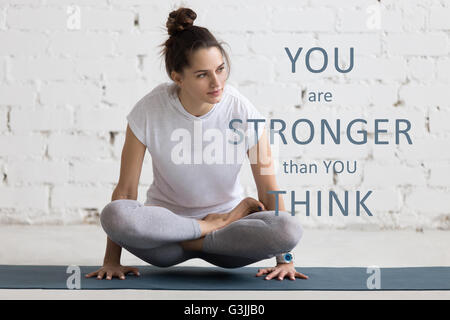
85, 7, 308, 282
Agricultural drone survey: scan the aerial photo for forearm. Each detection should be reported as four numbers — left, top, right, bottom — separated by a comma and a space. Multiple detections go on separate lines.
103, 236, 122, 265
258, 187, 291, 264
102, 187, 137, 265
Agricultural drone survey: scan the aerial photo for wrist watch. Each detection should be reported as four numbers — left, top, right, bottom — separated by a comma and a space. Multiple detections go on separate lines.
276, 252, 294, 264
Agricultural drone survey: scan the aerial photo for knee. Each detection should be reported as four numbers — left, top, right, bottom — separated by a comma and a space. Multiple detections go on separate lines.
100, 200, 127, 236
272, 211, 304, 251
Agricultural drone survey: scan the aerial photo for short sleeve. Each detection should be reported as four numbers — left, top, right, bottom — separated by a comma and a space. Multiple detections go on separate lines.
126, 99, 148, 146
241, 96, 266, 151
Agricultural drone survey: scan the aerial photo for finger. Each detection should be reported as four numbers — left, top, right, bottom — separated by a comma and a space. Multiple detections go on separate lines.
277, 270, 288, 281
106, 271, 112, 280
257, 201, 265, 211
295, 272, 309, 279
289, 272, 296, 281
119, 273, 125, 280
85, 271, 97, 278
97, 271, 105, 280
256, 268, 266, 275
131, 268, 141, 276
256, 268, 273, 276
265, 269, 280, 280
255, 268, 267, 276
125, 267, 140, 276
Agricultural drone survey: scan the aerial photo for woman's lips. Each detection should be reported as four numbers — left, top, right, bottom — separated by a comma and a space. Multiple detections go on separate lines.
208, 89, 221, 96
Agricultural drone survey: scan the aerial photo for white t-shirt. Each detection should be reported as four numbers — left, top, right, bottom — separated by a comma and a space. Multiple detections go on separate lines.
126, 81, 266, 219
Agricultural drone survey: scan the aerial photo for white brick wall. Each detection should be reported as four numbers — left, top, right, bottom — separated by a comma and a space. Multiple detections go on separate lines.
0, 0, 449, 230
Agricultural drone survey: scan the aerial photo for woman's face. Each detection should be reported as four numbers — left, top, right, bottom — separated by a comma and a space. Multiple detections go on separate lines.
172, 46, 228, 105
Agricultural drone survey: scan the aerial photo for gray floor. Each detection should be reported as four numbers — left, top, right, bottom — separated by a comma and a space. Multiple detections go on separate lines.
0, 225, 449, 300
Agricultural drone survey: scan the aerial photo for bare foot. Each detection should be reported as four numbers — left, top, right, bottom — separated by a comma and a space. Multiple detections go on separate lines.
201, 197, 266, 234
224, 197, 266, 225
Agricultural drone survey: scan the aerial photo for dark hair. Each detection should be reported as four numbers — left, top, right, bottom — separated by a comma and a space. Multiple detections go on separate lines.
158, 7, 231, 81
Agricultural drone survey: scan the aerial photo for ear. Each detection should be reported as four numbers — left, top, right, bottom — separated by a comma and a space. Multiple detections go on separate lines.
171, 70, 183, 87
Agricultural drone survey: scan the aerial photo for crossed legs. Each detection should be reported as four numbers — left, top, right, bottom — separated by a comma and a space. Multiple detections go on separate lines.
100, 198, 303, 269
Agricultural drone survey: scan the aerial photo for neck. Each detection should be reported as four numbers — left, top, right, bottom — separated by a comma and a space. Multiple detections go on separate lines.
177, 87, 214, 117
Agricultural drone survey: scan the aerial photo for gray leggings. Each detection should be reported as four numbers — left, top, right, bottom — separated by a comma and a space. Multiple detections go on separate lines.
100, 199, 303, 269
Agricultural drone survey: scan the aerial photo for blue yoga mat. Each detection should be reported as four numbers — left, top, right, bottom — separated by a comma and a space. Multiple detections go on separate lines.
0, 265, 449, 290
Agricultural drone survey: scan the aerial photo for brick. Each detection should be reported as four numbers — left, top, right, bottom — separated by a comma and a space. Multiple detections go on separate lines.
385, 34, 448, 56
307, 0, 373, 7
6, 7, 66, 30
0, 107, 6, 131
218, 33, 250, 56
318, 34, 381, 56
398, 136, 450, 160
51, 185, 112, 208
0, 186, 48, 210
203, 6, 271, 32
405, 187, 450, 214
363, 163, 426, 187
240, 83, 300, 112
339, 9, 402, 32
10, 56, 75, 81
6, 159, 69, 184
40, 83, 102, 107
81, 8, 134, 31
75, 106, 126, 132
436, 58, 450, 82
407, 57, 435, 82
228, 56, 274, 83
0, 84, 36, 106
10, 106, 72, 132
399, 84, 450, 107
115, 32, 166, 57
47, 134, 110, 159
0, 31, 48, 55
366, 107, 427, 139
427, 162, 450, 187
272, 8, 335, 32
138, 3, 177, 31
430, 7, 450, 30
75, 56, 138, 80
0, 134, 45, 156
0, 6, 5, 30
370, 84, 400, 107
38, 0, 108, 5
0, 57, 4, 81
363, 188, 401, 212
429, 107, 450, 133
142, 54, 170, 84
249, 34, 316, 59
402, 5, 427, 32
103, 79, 158, 108
347, 56, 407, 82
70, 160, 119, 184
49, 32, 113, 57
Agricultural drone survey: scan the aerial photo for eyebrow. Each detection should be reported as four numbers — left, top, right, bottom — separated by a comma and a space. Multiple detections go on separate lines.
194, 62, 225, 73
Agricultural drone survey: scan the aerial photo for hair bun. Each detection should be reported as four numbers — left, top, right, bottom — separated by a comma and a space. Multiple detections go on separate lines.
166, 7, 197, 36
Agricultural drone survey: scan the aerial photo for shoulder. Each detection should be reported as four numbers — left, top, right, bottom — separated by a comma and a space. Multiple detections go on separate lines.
134, 82, 172, 110
222, 83, 255, 114
222, 83, 263, 119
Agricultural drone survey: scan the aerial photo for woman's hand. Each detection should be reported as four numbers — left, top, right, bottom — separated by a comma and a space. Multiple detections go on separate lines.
85, 263, 140, 280
255, 262, 309, 281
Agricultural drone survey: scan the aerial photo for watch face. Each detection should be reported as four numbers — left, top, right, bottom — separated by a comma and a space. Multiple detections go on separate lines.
284, 253, 293, 262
